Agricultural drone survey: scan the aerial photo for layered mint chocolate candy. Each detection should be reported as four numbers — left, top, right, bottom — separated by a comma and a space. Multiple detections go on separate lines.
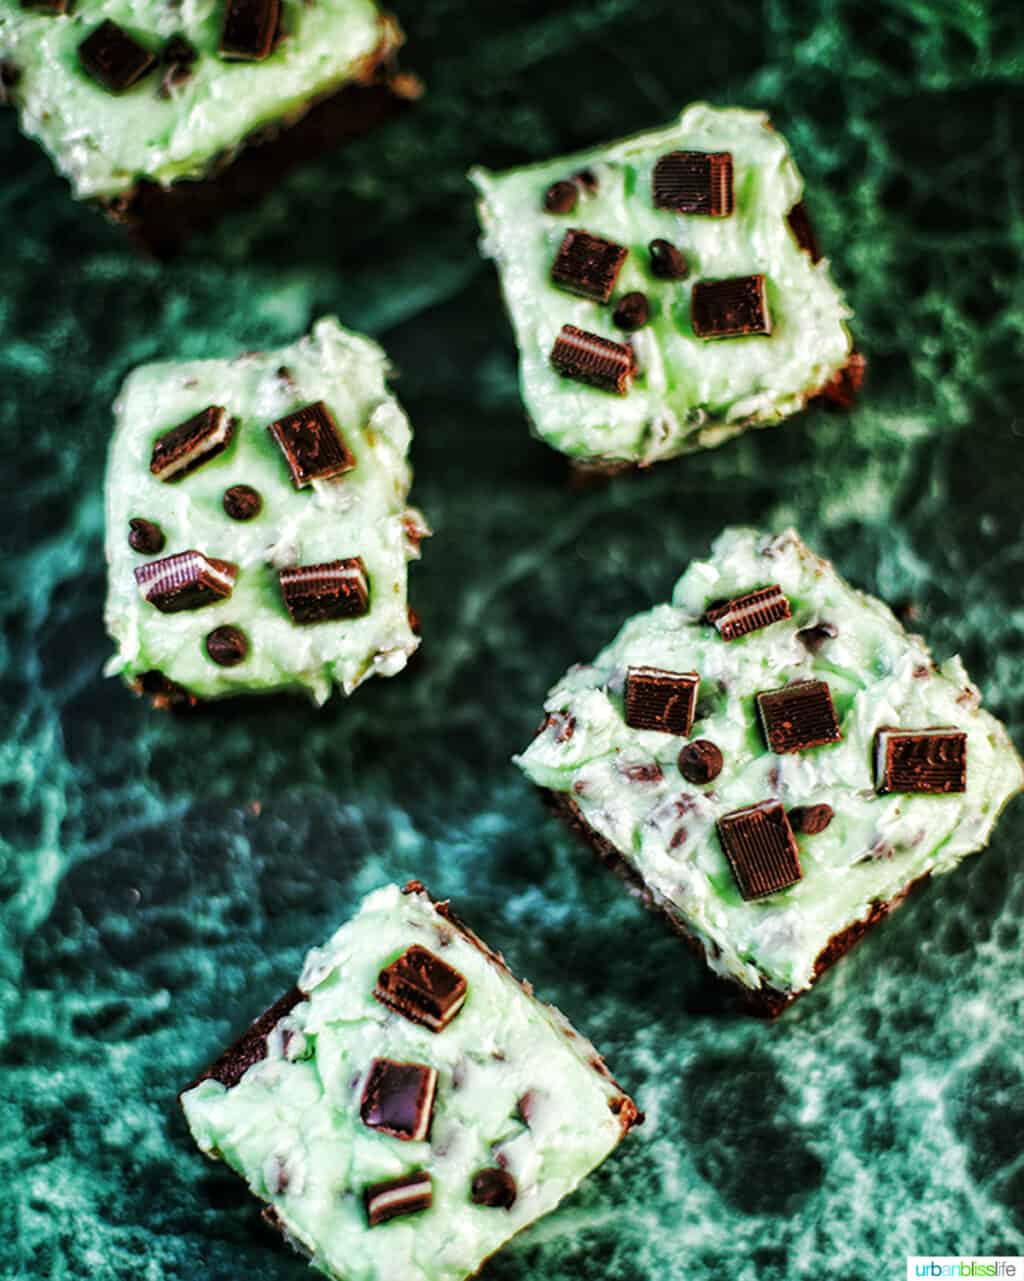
516, 529, 1023, 1013
180, 882, 640, 1281
104, 317, 427, 705
471, 104, 859, 470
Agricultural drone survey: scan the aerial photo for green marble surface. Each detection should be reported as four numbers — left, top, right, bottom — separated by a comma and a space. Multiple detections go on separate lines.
1, 2, 1023, 1279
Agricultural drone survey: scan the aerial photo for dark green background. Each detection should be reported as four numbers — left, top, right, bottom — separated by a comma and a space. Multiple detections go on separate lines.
2, 1, 1023, 1277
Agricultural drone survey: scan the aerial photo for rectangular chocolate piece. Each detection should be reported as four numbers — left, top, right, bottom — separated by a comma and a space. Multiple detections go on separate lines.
692, 275, 771, 339
268, 400, 355, 489
874, 728, 968, 794
624, 666, 699, 737
134, 549, 237, 613
79, 21, 156, 94
149, 405, 234, 482
375, 945, 468, 1032
360, 1058, 437, 1142
364, 1170, 433, 1227
278, 556, 369, 624
717, 801, 802, 900
705, 585, 791, 641
550, 325, 633, 395
550, 230, 628, 303
220, 0, 281, 62
653, 150, 734, 216
757, 680, 842, 754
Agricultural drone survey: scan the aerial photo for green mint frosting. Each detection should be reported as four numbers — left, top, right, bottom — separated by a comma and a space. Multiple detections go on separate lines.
104, 316, 425, 704
471, 103, 854, 467
0, 0, 391, 199
515, 528, 1023, 995
181, 883, 632, 1281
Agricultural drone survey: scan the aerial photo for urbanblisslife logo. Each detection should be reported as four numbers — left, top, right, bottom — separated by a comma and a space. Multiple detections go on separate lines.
907, 1260, 1022, 1279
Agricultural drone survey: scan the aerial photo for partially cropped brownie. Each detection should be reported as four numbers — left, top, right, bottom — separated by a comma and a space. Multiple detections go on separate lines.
471, 103, 860, 472
180, 882, 640, 1281
104, 317, 427, 706
516, 528, 1023, 1014
0, 0, 417, 253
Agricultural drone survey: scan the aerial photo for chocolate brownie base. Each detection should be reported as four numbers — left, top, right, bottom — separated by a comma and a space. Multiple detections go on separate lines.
100, 19, 420, 257
542, 788, 927, 1018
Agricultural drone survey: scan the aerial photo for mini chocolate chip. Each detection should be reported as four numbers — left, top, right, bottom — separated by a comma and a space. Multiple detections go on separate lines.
648, 238, 689, 280
788, 803, 834, 835
205, 625, 248, 666
678, 739, 723, 784
574, 168, 598, 194
613, 291, 650, 331
796, 622, 838, 653
470, 1168, 517, 1209
162, 33, 197, 65
543, 180, 578, 214
128, 518, 165, 554
222, 484, 262, 521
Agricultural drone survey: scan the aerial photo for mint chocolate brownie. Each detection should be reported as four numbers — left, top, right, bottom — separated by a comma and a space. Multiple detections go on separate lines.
180, 882, 641, 1281
471, 103, 860, 472
0, 0, 418, 253
104, 317, 427, 706
516, 529, 1023, 1015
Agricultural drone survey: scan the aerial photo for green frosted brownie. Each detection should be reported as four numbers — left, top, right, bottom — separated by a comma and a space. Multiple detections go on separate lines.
0, 0, 416, 251
516, 529, 1023, 1014
471, 103, 859, 471
180, 882, 640, 1281
104, 317, 427, 706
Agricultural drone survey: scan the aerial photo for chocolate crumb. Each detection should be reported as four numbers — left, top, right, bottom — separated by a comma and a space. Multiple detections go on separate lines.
619, 761, 664, 784
796, 621, 838, 653
205, 625, 248, 667
543, 180, 578, 214
678, 740, 723, 785
471, 1167, 517, 1209
222, 484, 263, 521
128, 518, 165, 554
613, 291, 650, 331
788, 803, 834, 835
648, 238, 688, 279
574, 168, 598, 194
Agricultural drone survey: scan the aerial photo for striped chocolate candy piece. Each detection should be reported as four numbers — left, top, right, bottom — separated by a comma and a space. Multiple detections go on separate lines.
268, 400, 354, 488
220, 0, 280, 61
550, 325, 633, 395
717, 801, 802, 900
375, 945, 468, 1032
360, 1058, 437, 1142
756, 680, 842, 754
692, 275, 771, 339
364, 1170, 433, 1227
150, 406, 234, 482
705, 585, 791, 641
278, 557, 369, 624
134, 550, 237, 613
653, 150, 734, 216
624, 666, 699, 737
550, 229, 628, 303
874, 727, 967, 794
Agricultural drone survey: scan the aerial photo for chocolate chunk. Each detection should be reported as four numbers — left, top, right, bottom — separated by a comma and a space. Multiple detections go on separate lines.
134, 550, 237, 613
787, 201, 821, 263
158, 34, 198, 97
692, 275, 771, 339
613, 292, 650, 331
550, 325, 633, 395
819, 351, 867, 410
150, 406, 235, 482
648, 238, 688, 280
128, 518, 165, 554
360, 1059, 437, 1142
796, 621, 838, 653
550, 230, 628, 303
624, 666, 699, 737
267, 400, 354, 488
79, 21, 156, 93
364, 1170, 433, 1227
205, 625, 248, 667
220, 0, 280, 61
874, 728, 967, 794
706, 585, 791, 641
717, 802, 802, 900
222, 484, 262, 521
471, 1168, 517, 1209
374, 945, 468, 1032
543, 180, 578, 214
278, 557, 369, 625
788, 803, 834, 835
757, 680, 842, 754
653, 150, 734, 216
678, 739, 723, 784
